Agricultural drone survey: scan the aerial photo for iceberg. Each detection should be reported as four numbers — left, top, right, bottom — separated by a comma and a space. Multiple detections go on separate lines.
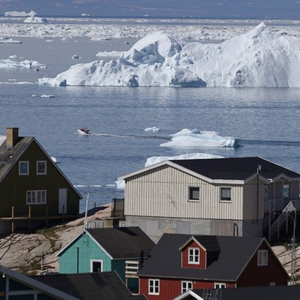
160, 129, 239, 148
38, 23, 300, 88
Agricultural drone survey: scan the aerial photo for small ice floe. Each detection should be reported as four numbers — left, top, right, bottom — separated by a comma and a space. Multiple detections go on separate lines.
145, 153, 223, 167
0, 38, 22, 44
24, 16, 48, 23
160, 129, 239, 148
40, 94, 55, 98
115, 180, 125, 190
51, 156, 58, 163
0, 59, 45, 69
144, 126, 160, 133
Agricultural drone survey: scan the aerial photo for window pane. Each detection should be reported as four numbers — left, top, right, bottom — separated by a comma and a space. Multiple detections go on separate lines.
189, 187, 200, 201
19, 162, 29, 175
37, 161, 46, 175
221, 188, 231, 201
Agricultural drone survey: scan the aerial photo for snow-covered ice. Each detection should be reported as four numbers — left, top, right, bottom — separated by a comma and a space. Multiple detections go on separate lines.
24, 16, 48, 23
0, 59, 45, 69
145, 153, 223, 167
144, 127, 160, 132
116, 152, 224, 189
160, 129, 239, 148
38, 22, 300, 88
4, 10, 36, 17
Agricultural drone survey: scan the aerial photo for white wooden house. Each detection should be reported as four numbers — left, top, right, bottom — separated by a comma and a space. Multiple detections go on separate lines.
119, 157, 300, 242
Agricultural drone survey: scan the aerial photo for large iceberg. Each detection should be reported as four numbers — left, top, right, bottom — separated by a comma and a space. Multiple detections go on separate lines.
38, 22, 300, 88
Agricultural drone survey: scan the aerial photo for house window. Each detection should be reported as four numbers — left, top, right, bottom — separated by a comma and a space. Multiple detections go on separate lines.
37, 161, 47, 175
149, 279, 160, 295
220, 187, 231, 201
188, 247, 200, 264
181, 281, 193, 293
19, 161, 29, 175
283, 184, 290, 199
189, 187, 200, 201
90, 260, 103, 272
26, 190, 47, 205
257, 250, 268, 266
214, 283, 226, 289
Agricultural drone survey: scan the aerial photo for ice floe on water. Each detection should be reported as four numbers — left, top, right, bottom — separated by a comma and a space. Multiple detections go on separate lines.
38, 22, 300, 88
144, 126, 160, 132
160, 129, 239, 148
145, 153, 223, 167
0, 58, 45, 69
116, 152, 224, 189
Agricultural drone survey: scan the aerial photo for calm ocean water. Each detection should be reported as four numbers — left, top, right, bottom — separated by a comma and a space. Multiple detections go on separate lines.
1, 36, 300, 212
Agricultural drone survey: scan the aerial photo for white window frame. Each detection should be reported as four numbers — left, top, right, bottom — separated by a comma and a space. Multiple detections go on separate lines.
188, 186, 200, 202
214, 282, 226, 289
26, 190, 47, 205
90, 259, 103, 272
149, 279, 160, 295
188, 247, 200, 265
19, 161, 29, 175
220, 187, 231, 202
257, 250, 268, 266
37, 161, 47, 175
181, 281, 193, 293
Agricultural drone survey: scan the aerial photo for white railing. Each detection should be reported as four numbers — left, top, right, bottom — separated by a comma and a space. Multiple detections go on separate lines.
268, 200, 298, 240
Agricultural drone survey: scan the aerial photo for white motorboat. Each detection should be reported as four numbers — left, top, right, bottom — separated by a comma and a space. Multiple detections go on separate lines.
77, 128, 91, 135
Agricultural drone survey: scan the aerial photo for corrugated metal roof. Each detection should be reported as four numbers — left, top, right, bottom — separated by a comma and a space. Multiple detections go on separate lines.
138, 234, 266, 281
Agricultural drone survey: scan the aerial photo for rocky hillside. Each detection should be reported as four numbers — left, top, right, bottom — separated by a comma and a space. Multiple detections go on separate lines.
0, 204, 112, 275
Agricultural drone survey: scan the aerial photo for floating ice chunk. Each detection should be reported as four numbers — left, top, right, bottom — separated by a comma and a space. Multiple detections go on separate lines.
115, 180, 125, 190
40, 94, 55, 98
24, 16, 48, 23
0, 38, 22, 44
145, 153, 223, 167
0, 59, 45, 69
144, 126, 160, 132
160, 129, 239, 148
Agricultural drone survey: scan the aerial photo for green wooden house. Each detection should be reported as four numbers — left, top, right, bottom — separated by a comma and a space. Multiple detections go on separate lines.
0, 127, 82, 235
57, 227, 155, 290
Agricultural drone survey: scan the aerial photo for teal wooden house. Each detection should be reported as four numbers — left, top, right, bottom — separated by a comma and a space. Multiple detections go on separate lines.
57, 227, 155, 287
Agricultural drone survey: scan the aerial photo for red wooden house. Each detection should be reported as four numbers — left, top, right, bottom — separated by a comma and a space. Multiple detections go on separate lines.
138, 234, 289, 300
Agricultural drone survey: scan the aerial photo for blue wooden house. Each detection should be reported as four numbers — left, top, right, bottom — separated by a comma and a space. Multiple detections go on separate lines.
57, 227, 155, 290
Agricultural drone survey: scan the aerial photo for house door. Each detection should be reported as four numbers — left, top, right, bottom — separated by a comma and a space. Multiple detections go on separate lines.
58, 188, 67, 214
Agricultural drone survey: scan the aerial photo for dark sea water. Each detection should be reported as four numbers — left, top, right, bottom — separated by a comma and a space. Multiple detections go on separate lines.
1, 36, 300, 212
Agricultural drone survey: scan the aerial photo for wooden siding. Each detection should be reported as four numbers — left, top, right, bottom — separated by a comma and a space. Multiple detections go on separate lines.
124, 165, 244, 220
237, 242, 288, 287
0, 140, 80, 217
181, 240, 206, 269
139, 278, 233, 300
59, 232, 112, 274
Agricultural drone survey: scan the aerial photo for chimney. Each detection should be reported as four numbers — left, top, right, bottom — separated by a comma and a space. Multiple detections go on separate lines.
6, 127, 19, 149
